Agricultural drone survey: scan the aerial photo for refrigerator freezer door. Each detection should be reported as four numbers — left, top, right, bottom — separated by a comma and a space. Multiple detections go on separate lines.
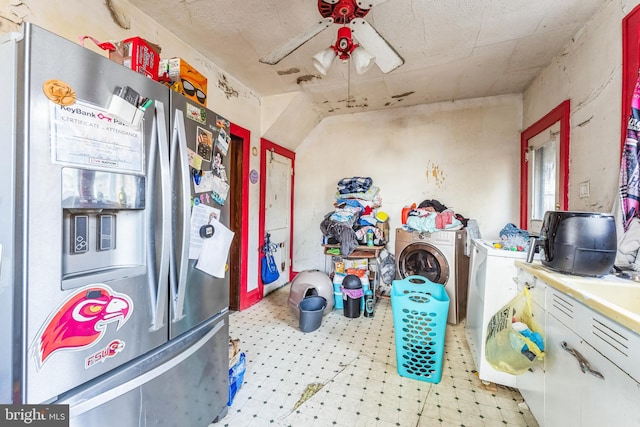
168, 92, 231, 339
4, 24, 171, 404
58, 313, 229, 426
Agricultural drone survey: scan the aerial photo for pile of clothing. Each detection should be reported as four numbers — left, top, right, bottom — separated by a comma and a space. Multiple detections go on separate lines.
404, 199, 468, 233
320, 176, 385, 256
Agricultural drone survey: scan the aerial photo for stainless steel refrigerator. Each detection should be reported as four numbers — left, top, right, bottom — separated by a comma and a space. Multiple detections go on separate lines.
0, 23, 231, 426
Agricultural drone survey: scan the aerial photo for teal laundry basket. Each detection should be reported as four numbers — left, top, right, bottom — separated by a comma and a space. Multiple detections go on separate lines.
391, 275, 450, 383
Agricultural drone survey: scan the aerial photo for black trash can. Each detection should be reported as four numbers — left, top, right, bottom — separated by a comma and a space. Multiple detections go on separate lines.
342, 274, 363, 318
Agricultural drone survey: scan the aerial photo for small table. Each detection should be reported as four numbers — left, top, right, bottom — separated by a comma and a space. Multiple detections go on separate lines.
322, 244, 385, 298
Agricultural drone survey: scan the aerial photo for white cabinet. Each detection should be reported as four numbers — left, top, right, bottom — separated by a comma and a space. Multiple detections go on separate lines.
580, 334, 640, 427
514, 264, 640, 427
544, 313, 588, 427
516, 266, 640, 427
545, 307, 640, 427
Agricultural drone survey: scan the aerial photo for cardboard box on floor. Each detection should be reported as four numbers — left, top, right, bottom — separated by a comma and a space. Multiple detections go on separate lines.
159, 57, 208, 107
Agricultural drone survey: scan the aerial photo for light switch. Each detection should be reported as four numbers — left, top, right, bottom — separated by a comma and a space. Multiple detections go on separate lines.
579, 181, 590, 198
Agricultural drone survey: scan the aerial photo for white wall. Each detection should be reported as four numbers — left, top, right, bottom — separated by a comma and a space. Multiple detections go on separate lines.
0, 0, 265, 293
293, 94, 523, 272
523, 0, 636, 212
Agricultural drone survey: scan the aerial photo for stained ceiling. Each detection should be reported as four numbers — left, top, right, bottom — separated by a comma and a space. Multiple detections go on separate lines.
129, 0, 608, 118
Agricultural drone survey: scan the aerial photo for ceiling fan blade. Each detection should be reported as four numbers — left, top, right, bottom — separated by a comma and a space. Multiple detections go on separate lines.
356, 0, 391, 10
349, 18, 404, 73
260, 17, 334, 65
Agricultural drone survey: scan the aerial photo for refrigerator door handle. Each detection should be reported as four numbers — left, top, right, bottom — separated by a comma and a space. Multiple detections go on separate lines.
148, 100, 170, 330
169, 109, 191, 321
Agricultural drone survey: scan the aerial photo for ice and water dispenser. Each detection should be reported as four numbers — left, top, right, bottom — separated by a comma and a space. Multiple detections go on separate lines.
61, 167, 146, 288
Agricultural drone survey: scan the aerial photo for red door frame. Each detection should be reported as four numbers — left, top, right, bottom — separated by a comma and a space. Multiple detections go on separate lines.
229, 123, 255, 310
519, 100, 571, 229
258, 138, 296, 293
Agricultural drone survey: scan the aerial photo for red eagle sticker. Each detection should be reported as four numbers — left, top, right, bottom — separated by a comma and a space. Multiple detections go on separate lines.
31, 284, 133, 370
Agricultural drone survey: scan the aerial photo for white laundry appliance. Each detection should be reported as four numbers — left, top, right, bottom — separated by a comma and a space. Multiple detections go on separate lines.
465, 238, 532, 387
395, 228, 469, 324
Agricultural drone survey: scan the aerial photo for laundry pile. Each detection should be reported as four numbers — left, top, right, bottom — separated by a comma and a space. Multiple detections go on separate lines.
403, 199, 468, 233
320, 176, 387, 256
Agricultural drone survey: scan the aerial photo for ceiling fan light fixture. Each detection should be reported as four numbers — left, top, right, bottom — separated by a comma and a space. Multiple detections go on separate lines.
351, 46, 375, 74
312, 47, 337, 75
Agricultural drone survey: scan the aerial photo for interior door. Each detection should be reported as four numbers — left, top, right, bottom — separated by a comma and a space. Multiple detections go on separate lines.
264, 150, 292, 294
228, 124, 250, 311
258, 138, 295, 297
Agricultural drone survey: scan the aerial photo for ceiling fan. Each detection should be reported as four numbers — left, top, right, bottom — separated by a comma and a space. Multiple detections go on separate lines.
259, 0, 404, 74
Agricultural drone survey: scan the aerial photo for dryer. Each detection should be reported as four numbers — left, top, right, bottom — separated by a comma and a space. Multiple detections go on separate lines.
395, 228, 469, 324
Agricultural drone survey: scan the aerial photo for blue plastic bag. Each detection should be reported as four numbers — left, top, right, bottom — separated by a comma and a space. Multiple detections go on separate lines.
228, 352, 246, 406
261, 253, 279, 284
261, 233, 280, 284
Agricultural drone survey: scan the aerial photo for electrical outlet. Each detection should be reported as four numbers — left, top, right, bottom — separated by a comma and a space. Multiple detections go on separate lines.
579, 181, 590, 198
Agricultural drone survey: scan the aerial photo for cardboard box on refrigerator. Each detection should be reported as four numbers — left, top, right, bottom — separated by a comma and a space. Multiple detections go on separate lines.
159, 57, 208, 107
80, 35, 161, 81
115, 37, 161, 81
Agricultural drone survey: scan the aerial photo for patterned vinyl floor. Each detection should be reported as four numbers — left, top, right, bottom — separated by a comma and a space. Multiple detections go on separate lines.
217, 285, 539, 427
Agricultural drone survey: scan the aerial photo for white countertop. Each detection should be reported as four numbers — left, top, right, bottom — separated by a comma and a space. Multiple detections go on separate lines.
515, 261, 640, 335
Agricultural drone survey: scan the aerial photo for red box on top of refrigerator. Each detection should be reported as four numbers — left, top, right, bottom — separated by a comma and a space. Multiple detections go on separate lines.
113, 37, 161, 81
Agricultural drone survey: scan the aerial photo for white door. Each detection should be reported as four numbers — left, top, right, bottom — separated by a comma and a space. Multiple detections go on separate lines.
264, 150, 292, 294
527, 121, 560, 234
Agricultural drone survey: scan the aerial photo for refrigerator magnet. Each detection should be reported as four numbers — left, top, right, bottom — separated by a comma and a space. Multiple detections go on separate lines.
196, 127, 213, 161
216, 128, 228, 156
187, 148, 203, 170
212, 147, 224, 177
215, 117, 229, 129
192, 168, 203, 185
43, 79, 76, 106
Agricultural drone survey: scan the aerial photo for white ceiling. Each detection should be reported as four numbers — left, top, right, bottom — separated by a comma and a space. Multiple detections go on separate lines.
129, 0, 608, 118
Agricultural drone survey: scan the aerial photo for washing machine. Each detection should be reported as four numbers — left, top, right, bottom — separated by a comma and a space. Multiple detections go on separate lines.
395, 228, 469, 324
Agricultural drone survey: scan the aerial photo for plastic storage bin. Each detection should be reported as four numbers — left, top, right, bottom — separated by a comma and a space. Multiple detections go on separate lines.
333, 273, 346, 310
333, 273, 369, 311
391, 275, 450, 383
228, 352, 246, 406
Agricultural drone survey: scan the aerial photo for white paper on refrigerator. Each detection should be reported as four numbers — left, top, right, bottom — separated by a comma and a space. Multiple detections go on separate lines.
189, 204, 221, 259
195, 217, 234, 278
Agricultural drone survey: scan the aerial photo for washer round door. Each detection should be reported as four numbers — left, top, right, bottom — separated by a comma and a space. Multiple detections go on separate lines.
397, 242, 450, 284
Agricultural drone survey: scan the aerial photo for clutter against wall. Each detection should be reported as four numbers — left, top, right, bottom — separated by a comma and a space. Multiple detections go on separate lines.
294, 95, 523, 272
